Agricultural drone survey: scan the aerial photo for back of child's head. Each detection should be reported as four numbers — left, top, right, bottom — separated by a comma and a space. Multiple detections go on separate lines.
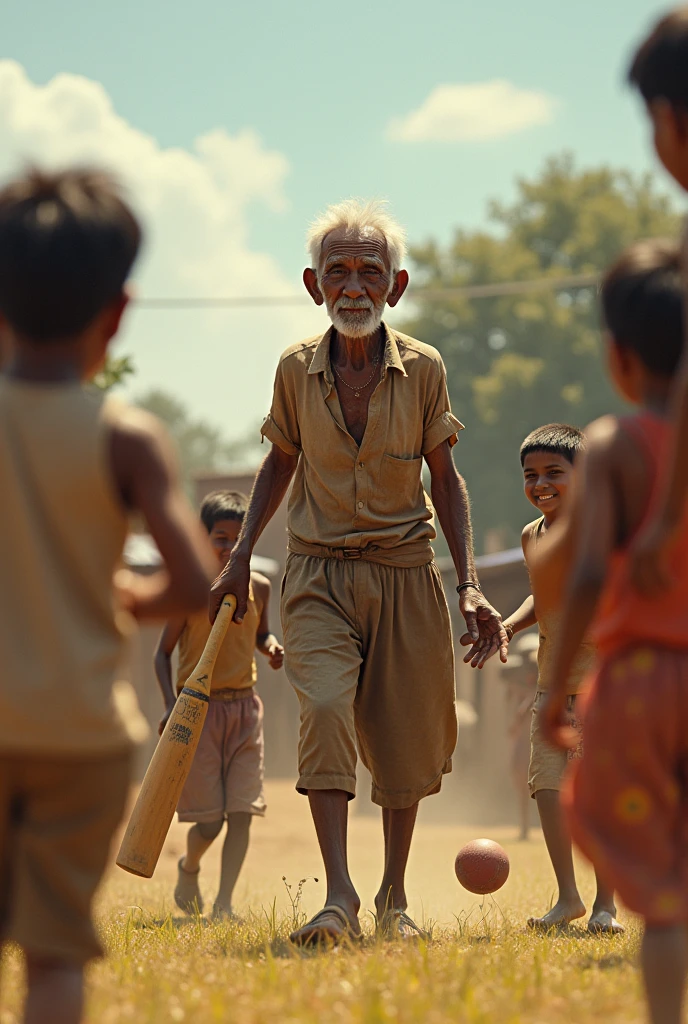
601, 238, 683, 378
200, 491, 249, 533
629, 7, 688, 110
520, 424, 586, 467
0, 166, 141, 342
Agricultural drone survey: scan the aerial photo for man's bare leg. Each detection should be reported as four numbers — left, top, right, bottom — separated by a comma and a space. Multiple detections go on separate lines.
641, 924, 688, 1024
289, 790, 360, 943
528, 789, 585, 928
24, 958, 83, 1024
588, 872, 624, 934
375, 803, 418, 916
213, 812, 252, 919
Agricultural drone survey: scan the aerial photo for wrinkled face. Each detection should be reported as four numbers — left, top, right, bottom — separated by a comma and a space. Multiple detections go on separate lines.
318, 228, 394, 338
649, 100, 688, 190
522, 450, 574, 520
208, 518, 242, 567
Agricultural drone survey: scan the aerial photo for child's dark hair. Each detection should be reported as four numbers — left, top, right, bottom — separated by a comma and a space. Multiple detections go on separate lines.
520, 424, 586, 467
0, 167, 141, 341
629, 7, 688, 109
601, 238, 683, 378
200, 491, 248, 533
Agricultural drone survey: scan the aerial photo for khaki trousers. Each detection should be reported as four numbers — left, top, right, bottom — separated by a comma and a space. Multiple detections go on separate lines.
281, 553, 457, 809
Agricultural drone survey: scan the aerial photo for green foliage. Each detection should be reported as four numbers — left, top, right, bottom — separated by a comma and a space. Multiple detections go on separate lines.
91, 354, 136, 391
401, 153, 682, 551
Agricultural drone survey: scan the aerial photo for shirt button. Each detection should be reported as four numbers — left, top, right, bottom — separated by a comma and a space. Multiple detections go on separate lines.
358, 501, 364, 509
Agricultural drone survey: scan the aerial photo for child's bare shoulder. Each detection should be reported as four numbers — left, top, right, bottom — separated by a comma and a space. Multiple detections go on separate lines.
584, 414, 626, 453
521, 517, 543, 565
250, 571, 271, 602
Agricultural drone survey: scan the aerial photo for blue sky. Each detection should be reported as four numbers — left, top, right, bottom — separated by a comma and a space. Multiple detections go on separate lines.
1, 0, 681, 435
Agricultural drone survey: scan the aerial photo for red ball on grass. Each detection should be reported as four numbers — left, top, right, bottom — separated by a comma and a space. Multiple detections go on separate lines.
455, 839, 510, 895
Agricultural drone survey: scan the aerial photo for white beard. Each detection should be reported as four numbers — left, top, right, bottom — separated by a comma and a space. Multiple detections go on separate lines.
324, 292, 390, 339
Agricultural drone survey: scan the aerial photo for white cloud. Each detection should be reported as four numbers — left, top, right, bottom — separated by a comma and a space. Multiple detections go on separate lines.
0, 60, 327, 437
387, 80, 556, 143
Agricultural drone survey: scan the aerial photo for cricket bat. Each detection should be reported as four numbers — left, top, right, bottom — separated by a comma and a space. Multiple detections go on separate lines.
116, 593, 237, 877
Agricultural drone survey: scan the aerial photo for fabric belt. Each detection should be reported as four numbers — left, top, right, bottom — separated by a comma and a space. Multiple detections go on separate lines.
210, 686, 255, 703
287, 536, 434, 568
177, 685, 255, 703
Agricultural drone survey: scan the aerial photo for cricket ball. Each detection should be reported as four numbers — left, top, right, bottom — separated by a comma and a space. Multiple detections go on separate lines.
454, 839, 510, 895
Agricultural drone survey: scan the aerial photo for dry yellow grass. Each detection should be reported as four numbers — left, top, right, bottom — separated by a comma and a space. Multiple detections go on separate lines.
0, 781, 646, 1023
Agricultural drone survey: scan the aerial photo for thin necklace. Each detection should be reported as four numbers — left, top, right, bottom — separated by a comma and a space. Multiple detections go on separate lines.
331, 347, 382, 399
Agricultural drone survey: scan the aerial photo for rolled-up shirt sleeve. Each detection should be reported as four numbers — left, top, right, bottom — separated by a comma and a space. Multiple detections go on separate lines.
421, 362, 464, 455
260, 358, 301, 455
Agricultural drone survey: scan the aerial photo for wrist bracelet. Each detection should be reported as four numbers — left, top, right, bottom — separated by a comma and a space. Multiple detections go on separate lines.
456, 581, 482, 594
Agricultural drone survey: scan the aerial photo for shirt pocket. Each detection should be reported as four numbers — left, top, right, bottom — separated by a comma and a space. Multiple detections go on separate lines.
375, 454, 424, 516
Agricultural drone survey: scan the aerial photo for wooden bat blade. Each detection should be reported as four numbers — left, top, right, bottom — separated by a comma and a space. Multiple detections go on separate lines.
116, 594, 236, 877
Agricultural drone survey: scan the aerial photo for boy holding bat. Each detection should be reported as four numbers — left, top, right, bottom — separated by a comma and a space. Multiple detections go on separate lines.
155, 490, 284, 920
0, 168, 214, 1024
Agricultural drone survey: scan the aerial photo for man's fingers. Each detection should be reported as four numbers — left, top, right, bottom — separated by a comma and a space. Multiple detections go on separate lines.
476, 635, 499, 669
459, 632, 474, 648
232, 589, 248, 624
463, 610, 479, 642
208, 590, 222, 624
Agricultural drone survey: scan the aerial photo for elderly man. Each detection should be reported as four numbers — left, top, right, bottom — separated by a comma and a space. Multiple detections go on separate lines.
211, 199, 506, 944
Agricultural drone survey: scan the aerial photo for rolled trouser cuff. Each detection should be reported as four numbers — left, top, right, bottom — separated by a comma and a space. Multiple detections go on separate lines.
296, 772, 357, 799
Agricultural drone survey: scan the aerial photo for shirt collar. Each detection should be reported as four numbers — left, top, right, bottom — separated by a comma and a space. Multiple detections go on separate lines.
307, 322, 408, 379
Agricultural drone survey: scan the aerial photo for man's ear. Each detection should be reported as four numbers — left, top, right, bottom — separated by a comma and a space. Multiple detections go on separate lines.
303, 267, 324, 306
386, 269, 409, 308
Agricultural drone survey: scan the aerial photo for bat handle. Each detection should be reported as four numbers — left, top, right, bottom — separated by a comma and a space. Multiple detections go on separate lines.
193, 594, 236, 684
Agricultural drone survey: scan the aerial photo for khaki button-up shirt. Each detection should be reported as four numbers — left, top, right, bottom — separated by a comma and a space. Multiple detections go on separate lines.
261, 323, 464, 567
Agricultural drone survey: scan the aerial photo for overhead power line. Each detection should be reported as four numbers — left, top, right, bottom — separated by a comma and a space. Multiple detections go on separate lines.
133, 272, 599, 310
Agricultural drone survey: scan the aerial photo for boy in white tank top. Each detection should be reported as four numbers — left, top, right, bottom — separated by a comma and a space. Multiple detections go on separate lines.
155, 490, 283, 920
0, 168, 215, 1024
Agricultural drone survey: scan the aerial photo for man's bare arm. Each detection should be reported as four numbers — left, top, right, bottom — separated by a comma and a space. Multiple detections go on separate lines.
209, 444, 299, 622
425, 440, 507, 666
111, 409, 215, 620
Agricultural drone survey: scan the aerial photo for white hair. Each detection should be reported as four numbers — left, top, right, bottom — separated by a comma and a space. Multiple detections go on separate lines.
306, 198, 407, 275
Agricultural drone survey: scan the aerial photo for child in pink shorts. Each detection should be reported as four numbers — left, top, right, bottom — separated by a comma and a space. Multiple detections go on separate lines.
540, 239, 688, 1024
155, 491, 284, 920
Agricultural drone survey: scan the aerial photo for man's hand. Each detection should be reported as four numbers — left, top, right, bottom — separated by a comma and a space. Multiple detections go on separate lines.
629, 516, 676, 594
158, 703, 175, 736
538, 691, 578, 751
458, 588, 508, 668
268, 641, 285, 671
209, 549, 251, 623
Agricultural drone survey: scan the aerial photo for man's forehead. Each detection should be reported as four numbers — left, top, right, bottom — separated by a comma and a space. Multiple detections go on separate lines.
321, 227, 389, 267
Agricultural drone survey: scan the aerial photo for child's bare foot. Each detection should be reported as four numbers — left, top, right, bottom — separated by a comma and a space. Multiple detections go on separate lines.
588, 907, 624, 934
211, 900, 243, 923
174, 857, 203, 915
527, 897, 586, 930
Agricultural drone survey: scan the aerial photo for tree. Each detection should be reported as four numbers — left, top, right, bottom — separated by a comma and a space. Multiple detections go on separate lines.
91, 354, 135, 391
136, 389, 262, 493
402, 153, 681, 551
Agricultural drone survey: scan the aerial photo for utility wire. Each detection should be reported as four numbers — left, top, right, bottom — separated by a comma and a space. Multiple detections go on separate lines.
133, 272, 599, 309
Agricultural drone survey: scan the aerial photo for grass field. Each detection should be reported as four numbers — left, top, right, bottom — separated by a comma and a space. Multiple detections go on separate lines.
0, 781, 647, 1024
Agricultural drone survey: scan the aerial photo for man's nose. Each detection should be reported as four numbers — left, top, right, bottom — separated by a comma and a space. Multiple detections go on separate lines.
342, 273, 365, 298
